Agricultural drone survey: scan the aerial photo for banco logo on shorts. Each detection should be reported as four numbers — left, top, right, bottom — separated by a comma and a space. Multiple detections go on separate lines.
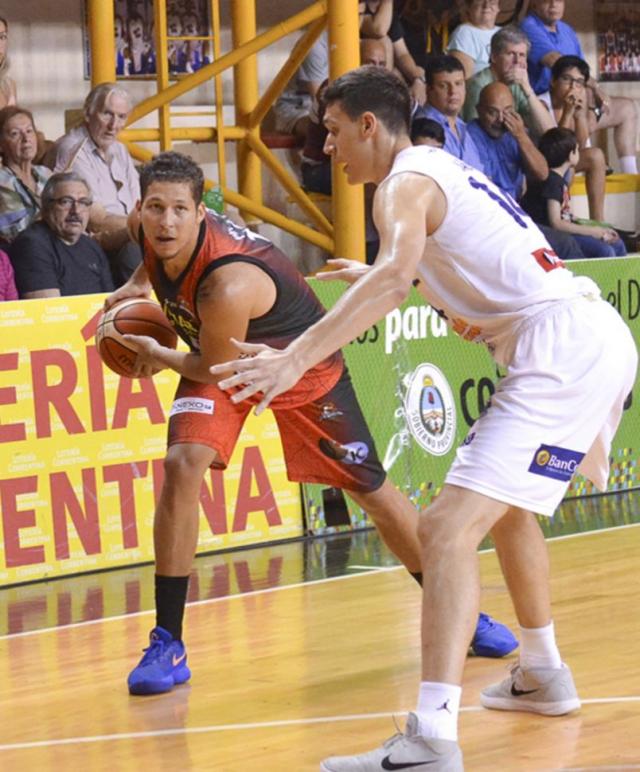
170, 397, 215, 416
528, 444, 585, 482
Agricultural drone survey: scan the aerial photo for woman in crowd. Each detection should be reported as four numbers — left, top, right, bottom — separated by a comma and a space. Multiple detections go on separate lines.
447, 0, 502, 78
0, 107, 51, 245
0, 15, 16, 108
0, 247, 17, 300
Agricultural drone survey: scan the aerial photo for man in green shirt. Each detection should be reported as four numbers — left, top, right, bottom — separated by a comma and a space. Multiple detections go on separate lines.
463, 26, 553, 137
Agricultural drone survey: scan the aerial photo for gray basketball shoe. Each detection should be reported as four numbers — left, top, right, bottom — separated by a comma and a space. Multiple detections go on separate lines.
320, 713, 463, 771
481, 662, 581, 715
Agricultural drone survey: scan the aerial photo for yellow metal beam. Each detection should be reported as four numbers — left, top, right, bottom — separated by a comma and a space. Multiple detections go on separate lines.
152, 0, 172, 151
232, 0, 262, 220
327, 0, 364, 261
210, 0, 227, 190
245, 132, 333, 235
87, 0, 115, 85
120, 126, 245, 143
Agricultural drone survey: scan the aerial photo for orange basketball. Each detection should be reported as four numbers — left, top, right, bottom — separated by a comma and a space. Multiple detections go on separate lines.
96, 298, 178, 378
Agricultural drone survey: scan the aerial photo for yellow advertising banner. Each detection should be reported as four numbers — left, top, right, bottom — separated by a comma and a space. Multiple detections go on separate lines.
0, 295, 304, 586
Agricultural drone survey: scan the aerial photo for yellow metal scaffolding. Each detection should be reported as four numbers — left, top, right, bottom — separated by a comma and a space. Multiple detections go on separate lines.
85, 0, 364, 263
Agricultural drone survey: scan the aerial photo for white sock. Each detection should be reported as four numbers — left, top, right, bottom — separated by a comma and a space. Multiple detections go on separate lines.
620, 155, 638, 174
415, 681, 461, 741
518, 621, 563, 670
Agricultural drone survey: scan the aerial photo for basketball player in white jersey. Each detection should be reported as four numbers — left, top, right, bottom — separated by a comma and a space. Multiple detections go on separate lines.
210, 66, 637, 771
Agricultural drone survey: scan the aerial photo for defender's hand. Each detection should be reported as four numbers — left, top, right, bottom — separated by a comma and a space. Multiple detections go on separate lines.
210, 338, 303, 415
316, 258, 371, 285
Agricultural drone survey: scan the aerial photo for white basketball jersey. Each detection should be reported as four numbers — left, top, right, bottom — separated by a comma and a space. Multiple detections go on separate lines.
382, 146, 599, 364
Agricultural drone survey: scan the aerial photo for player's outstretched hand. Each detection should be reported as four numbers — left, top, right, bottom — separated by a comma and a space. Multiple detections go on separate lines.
210, 338, 302, 415
123, 334, 166, 377
316, 258, 371, 285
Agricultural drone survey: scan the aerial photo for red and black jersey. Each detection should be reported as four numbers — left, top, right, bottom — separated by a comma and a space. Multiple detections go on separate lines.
142, 210, 343, 408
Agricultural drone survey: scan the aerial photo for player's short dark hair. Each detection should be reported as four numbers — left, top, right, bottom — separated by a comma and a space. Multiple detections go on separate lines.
538, 127, 579, 168
139, 151, 204, 204
410, 117, 445, 146
551, 55, 590, 83
425, 54, 465, 87
323, 65, 411, 136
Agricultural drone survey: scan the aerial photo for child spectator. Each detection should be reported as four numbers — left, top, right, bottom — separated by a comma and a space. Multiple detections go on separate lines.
522, 128, 626, 258
411, 117, 445, 147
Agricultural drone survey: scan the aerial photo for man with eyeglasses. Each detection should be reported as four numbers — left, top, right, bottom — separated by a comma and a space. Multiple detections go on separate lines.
50, 82, 142, 285
536, 56, 609, 223
521, 0, 638, 174
8, 171, 114, 298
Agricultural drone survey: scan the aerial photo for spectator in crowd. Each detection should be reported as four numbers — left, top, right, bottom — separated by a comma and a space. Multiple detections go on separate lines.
521, 0, 638, 174
301, 39, 390, 196
394, 0, 463, 66
0, 107, 51, 246
521, 128, 626, 258
300, 79, 331, 196
411, 117, 445, 147
359, 0, 427, 105
273, 31, 328, 139
446, 0, 501, 79
466, 82, 582, 259
51, 82, 141, 285
0, 248, 17, 300
467, 82, 548, 201
0, 15, 16, 109
539, 56, 607, 222
424, 55, 484, 170
9, 172, 114, 298
463, 26, 555, 137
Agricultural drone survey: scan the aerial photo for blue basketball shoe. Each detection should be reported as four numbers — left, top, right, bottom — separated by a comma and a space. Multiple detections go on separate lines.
127, 626, 191, 695
470, 613, 519, 658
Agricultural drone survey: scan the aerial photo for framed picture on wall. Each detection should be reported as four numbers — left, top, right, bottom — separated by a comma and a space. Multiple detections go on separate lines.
84, 0, 212, 79
595, 0, 640, 81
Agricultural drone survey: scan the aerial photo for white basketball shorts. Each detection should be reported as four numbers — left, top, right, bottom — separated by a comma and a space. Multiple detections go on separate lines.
446, 295, 638, 516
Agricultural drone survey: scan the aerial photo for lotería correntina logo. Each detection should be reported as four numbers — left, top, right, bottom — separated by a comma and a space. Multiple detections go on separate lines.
403, 363, 456, 457
528, 444, 585, 482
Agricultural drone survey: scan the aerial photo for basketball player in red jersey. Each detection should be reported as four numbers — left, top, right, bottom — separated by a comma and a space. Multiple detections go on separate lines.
105, 151, 516, 696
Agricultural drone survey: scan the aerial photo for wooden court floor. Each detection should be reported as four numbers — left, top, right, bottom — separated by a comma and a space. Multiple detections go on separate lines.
1, 524, 639, 771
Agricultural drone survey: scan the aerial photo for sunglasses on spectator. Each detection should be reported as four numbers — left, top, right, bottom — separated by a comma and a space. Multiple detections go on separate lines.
52, 196, 94, 211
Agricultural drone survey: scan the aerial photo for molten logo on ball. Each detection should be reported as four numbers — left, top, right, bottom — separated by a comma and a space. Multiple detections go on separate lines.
96, 298, 178, 378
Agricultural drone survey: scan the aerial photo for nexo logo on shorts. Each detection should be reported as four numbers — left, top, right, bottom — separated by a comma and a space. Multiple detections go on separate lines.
169, 397, 215, 417
528, 444, 585, 482
404, 363, 456, 457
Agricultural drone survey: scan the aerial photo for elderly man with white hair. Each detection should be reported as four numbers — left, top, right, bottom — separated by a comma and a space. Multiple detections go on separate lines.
51, 82, 141, 284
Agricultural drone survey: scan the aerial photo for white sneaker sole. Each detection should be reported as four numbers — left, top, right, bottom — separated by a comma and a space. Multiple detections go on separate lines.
480, 694, 581, 715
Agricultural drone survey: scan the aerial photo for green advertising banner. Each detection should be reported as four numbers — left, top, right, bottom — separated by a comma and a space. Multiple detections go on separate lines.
304, 257, 640, 535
